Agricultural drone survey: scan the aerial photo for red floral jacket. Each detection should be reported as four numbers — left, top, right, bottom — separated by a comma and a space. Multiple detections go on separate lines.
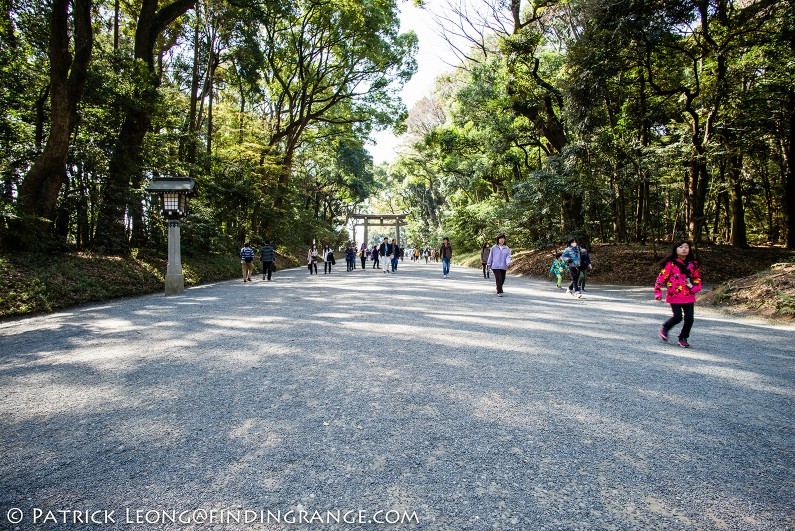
654, 259, 702, 303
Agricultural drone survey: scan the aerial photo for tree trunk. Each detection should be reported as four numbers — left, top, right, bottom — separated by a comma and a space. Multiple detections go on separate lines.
712, 189, 722, 243
686, 155, 710, 243
76, 161, 89, 249
34, 85, 49, 151
635, 70, 650, 243
185, 7, 201, 169
612, 171, 627, 242
94, 0, 196, 254
727, 153, 748, 248
114, 0, 120, 50
16, 0, 92, 238
786, 88, 795, 248
206, 46, 216, 157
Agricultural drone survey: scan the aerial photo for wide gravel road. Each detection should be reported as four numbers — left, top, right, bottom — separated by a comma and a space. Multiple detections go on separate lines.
1, 259, 793, 530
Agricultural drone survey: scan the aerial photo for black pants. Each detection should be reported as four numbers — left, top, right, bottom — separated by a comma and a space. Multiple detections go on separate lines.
308, 262, 317, 274
493, 269, 506, 293
482, 263, 490, 278
324, 260, 332, 273
361, 256, 366, 269
262, 261, 273, 280
664, 303, 694, 339
568, 266, 581, 292
373, 257, 379, 268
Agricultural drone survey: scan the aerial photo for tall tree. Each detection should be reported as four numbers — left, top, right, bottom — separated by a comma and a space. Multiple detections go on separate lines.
257, 0, 417, 207
93, 0, 196, 253
15, 0, 93, 242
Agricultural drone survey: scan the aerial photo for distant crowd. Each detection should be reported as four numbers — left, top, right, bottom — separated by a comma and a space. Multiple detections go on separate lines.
239, 235, 702, 348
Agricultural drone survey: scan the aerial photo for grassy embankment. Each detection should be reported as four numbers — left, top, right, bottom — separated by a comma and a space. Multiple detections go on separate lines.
455, 243, 795, 320
2, 243, 792, 320
0, 247, 302, 319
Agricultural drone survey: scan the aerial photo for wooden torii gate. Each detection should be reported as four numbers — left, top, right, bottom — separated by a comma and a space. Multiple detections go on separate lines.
350, 213, 407, 247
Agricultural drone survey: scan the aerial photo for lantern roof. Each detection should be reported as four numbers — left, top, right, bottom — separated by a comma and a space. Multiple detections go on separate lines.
145, 177, 197, 195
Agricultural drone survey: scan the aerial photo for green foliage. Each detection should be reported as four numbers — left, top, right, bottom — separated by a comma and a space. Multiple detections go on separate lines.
387, 0, 793, 253
0, 0, 413, 256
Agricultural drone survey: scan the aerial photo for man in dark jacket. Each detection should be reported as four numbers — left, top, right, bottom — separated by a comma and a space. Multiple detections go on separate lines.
439, 237, 453, 277
259, 240, 275, 281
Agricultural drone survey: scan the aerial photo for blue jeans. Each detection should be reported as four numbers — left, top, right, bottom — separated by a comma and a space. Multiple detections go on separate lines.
392, 256, 399, 272
442, 258, 450, 275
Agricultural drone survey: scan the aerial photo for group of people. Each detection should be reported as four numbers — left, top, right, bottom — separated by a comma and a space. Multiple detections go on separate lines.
241, 235, 703, 348
548, 239, 593, 297
410, 248, 437, 263
239, 241, 275, 282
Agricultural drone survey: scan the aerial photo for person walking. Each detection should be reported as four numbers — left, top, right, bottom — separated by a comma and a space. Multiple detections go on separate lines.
439, 238, 452, 277
259, 240, 275, 281
480, 241, 491, 279
487, 234, 511, 296
240, 241, 255, 282
307, 244, 319, 275
561, 238, 583, 297
371, 245, 380, 269
322, 244, 334, 274
379, 237, 392, 273
345, 244, 356, 271
578, 246, 593, 291
391, 238, 400, 272
655, 240, 702, 348
549, 253, 567, 289
360, 243, 368, 270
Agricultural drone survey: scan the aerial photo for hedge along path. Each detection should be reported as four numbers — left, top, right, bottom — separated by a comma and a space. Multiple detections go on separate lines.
1, 259, 793, 529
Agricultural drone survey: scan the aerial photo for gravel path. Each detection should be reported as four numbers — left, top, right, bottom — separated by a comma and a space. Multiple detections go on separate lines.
1, 260, 793, 530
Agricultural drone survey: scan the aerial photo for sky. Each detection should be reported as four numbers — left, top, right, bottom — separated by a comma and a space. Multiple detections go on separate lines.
366, 1, 457, 165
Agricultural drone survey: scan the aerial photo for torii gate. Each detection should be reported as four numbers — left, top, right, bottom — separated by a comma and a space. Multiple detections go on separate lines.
350, 213, 407, 247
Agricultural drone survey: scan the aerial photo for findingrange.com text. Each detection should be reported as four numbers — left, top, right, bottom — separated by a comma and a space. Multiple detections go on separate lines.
4, 507, 420, 526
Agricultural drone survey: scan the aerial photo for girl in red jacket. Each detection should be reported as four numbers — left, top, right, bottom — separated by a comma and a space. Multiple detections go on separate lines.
654, 240, 702, 348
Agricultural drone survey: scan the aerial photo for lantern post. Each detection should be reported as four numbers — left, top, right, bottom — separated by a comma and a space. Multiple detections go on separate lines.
145, 177, 196, 295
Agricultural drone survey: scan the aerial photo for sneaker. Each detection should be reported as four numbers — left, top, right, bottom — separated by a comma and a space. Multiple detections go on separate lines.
576, 292, 583, 298
659, 327, 668, 341
678, 339, 690, 348
497, 293, 503, 297
566, 288, 572, 295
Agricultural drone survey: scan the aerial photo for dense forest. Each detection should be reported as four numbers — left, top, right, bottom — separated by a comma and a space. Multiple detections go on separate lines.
1, 0, 417, 254
1, 0, 793, 259
379, 0, 794, 252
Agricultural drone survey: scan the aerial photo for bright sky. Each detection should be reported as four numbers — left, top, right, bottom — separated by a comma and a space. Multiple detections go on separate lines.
366, 1, 457, 165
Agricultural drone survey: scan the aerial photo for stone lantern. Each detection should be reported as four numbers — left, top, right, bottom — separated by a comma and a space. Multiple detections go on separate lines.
145, 176, 196, 295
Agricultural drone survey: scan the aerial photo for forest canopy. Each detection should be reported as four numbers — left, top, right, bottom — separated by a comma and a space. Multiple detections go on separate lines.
0, 0, 417, 254
0, 0, 793, 257
380, 0, 794, 252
